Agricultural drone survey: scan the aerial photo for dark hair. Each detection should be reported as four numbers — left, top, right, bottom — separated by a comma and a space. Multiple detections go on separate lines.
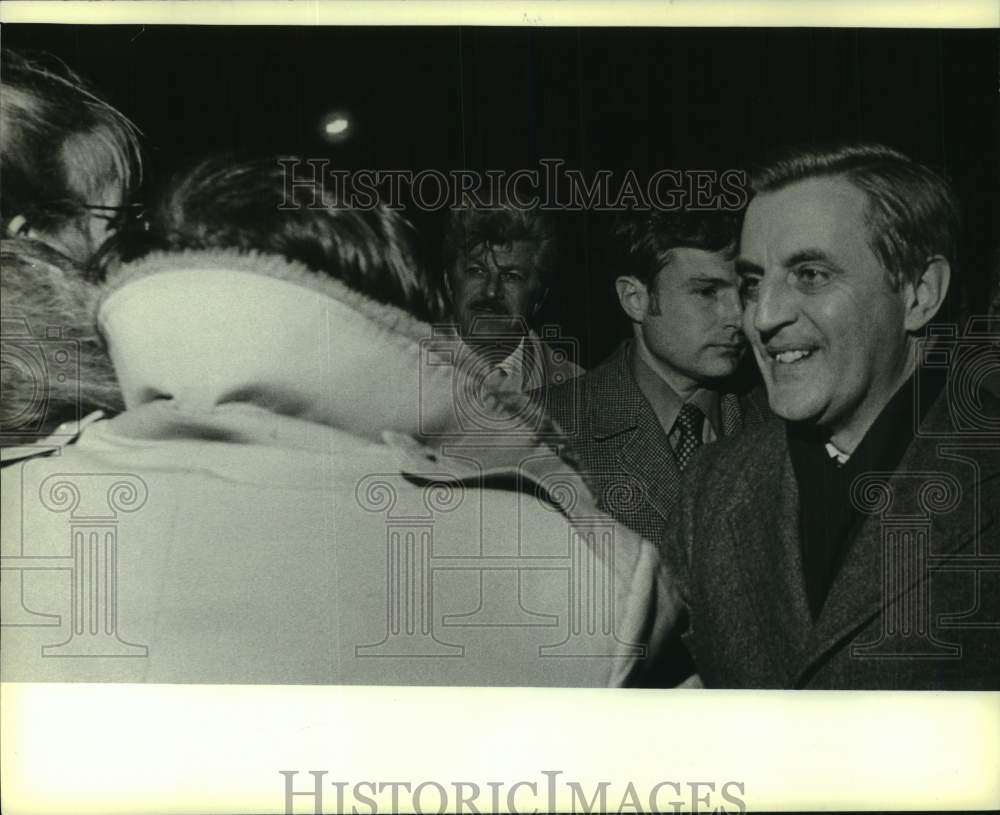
750, 142, 961, 289
443, 204, 557, 286
610, 210, 740, 287
130, 156, 446, 322
0, 49, 142, 240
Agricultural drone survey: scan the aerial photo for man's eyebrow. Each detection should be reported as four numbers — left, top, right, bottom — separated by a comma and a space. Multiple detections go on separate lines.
736, 250, 842, 275
688, 275, 737, 286
784, 249, 836, 267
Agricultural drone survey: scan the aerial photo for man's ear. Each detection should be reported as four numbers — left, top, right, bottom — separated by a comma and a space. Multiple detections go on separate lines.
903, 256, 951, 333
615, 276, 649, 324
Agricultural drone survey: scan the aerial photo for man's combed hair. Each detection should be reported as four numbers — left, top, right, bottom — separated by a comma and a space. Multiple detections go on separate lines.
610, 210, 740, 286
750, 142, 961, 289
443, 204, 557, 285
130, 157, 446, 323
0, 49, 142, 234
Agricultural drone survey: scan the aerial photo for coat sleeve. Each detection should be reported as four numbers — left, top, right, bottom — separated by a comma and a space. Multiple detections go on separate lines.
607, 523, 690, 688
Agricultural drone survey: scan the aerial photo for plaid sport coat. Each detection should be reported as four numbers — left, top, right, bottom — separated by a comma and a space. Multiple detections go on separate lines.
541, 341, 766, 544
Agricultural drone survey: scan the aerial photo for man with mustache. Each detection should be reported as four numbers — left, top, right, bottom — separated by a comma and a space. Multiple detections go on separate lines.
543, 210, 765, 548
443, 204, 583, 396
659, 143, 999, 688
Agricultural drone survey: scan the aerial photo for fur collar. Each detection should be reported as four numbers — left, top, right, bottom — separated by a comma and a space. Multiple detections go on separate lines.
99, 249, 573, 454
103, 248, 433, 345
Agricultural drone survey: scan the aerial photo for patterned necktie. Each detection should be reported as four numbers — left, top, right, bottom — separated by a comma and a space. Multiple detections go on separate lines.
673, 402, 705, 471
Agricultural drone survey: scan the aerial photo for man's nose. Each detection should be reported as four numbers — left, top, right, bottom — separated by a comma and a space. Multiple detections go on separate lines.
482, 269, 502, 298
719, 287, 743, 330
752, 272, 797, 336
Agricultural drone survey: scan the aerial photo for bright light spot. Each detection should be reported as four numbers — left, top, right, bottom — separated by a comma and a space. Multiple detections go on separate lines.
319, 111, 353, 144
325, 117, 349, 136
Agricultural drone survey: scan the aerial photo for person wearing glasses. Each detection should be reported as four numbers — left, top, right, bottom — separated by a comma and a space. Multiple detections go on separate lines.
1, 49, 143, 271
1, 157, 676, 686
1, 49, 142, 448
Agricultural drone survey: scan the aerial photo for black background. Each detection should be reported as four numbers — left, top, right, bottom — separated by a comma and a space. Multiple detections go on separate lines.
6, 25, 997, 365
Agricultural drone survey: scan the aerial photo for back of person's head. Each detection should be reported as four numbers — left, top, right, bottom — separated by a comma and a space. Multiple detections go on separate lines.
610, 209, 740, 287
749, 141, 960, 291
0, 49, 142, 268
127, 156, 445, 323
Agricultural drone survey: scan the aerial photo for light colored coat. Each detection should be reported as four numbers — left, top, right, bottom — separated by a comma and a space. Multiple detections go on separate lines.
1, 250, 677, 687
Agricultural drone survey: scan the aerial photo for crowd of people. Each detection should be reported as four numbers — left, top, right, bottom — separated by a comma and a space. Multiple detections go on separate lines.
1, 48, 997, 689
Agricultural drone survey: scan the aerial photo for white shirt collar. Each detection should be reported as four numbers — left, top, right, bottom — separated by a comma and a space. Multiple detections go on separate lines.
825, 441, 850, 465
494, 335, 543, 392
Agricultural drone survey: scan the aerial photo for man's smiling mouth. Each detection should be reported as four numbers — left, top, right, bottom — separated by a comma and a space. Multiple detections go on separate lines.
767, 346, 816, 364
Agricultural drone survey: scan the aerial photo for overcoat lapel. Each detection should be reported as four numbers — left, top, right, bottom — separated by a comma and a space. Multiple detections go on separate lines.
728, 427, 814, 681
792, 400, 996, 686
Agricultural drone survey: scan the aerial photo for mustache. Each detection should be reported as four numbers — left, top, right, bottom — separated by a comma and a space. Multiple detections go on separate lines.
467, 300, 511, 314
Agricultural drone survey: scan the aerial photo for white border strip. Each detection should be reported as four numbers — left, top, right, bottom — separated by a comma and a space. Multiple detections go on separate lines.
1, 0, 998, 28
2, 684, 999, 814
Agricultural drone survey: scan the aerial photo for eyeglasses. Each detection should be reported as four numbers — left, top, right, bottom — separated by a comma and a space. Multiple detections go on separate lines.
82, 203, 149, 232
